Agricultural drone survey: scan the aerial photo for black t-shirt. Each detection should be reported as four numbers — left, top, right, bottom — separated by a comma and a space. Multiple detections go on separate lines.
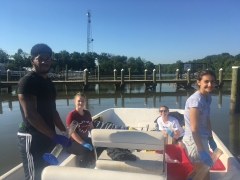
17, 71, 56, 134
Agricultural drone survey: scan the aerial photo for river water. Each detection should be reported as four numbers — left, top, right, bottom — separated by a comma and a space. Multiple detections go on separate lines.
0, 78, 240, 175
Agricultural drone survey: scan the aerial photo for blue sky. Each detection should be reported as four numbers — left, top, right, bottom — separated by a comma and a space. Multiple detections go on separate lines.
1, 0, 240, 64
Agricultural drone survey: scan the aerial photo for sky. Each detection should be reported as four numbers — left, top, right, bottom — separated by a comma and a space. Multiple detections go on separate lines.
1, 0, 240, 64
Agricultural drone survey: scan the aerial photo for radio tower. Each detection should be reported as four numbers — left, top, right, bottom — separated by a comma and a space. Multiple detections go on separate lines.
86, 10, 93, 53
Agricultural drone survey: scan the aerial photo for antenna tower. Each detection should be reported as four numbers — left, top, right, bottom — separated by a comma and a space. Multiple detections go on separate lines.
86, 10, 93, 53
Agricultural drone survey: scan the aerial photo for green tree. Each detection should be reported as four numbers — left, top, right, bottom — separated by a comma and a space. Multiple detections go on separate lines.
70, 52, 83, 70
144, 61, 155, 71
11, 49, 30, 70
0, 49, 9, 63
2, 47, 240, 75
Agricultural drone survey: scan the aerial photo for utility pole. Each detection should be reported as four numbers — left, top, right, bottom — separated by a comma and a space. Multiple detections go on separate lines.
86, 10, 93, 53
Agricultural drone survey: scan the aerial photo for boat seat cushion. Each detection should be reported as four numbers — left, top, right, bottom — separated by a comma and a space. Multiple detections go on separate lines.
96, 150, 164, 175
92, 129, 165, 175
91, 129, 165, 150
41, 166, 166, 180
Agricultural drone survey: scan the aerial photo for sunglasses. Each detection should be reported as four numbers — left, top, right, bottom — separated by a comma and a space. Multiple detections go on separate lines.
159, 110, 168, 113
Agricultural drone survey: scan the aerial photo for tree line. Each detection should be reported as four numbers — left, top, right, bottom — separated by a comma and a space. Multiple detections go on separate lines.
164, 53, 240, 75
1, 48, 240, 75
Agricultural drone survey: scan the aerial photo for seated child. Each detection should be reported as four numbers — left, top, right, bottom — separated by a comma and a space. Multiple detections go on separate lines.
156, 105, 184, 148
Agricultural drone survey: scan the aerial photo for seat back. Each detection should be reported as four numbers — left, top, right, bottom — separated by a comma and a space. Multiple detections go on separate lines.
91, 129, 166, 175
91, 129, 165, 150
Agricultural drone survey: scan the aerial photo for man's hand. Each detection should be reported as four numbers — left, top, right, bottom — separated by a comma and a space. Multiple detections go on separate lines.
52, 134, 72, 148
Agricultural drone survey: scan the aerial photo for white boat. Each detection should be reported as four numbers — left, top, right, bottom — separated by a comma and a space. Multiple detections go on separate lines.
1, 108, 240, 180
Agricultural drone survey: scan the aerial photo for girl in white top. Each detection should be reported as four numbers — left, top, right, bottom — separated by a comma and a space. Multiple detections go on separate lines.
157, 105, 184, 148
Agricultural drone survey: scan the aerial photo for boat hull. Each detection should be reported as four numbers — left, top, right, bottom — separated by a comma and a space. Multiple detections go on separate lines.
1, 108, 240, 180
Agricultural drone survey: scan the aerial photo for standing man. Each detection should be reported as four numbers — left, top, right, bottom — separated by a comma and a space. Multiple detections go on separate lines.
17, 44, 71, 180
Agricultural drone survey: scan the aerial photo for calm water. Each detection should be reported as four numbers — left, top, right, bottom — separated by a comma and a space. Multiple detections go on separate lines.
0, 79, 240, 175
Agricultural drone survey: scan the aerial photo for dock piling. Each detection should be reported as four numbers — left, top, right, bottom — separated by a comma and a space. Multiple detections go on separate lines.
219, 68, 223, 87
218, 90, 222, 108
114, 69, 117, 80
98, 65, 100, 81
65, 65, 68, 81
0, 100, 2, 114
187, 69, 191, 85
84, 69, 89, 84
144, 96, 147, 105
7, 69, 11, 82
159, 64, 161, 80
128, 68, 131, 80
120, 69, 125, 89
229, 113, 239, 153
144, 69, 148, 80
175, 69, 180, 89
121, 94, 124, 107
153, 69, 156, 85
114, 97, 117, 107
113, 69, 119, 90
83, 69, 89, 90
230, 66, 240, 113
8, 100, 12, 111
176, 69, 179, 80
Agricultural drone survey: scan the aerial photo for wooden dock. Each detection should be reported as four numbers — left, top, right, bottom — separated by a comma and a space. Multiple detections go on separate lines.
0, 79, 232, 93
0, 68, 233, 92
1, 66, 239, 112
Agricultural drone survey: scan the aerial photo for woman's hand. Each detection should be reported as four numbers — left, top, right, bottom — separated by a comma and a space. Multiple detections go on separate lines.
162, 130, 168, 137
82, 141, 93, 151
166, 128, 174, 137
199, 150, 213, 167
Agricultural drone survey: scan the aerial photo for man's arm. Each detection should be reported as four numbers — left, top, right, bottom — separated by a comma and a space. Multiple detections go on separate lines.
18, 94, 55, 138
53, 110, 66, 132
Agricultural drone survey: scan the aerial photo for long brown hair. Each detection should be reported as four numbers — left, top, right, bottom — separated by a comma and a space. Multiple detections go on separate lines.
196, 70, 216, 82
